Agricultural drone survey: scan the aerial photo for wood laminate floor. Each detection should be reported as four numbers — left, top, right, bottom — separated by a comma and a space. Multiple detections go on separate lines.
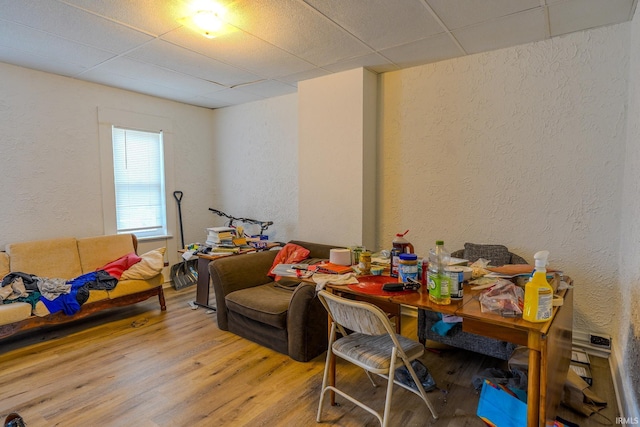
0, 285, 618, 426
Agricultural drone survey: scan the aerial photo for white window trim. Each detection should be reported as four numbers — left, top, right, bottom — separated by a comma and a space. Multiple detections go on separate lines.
98, 108, 176, 241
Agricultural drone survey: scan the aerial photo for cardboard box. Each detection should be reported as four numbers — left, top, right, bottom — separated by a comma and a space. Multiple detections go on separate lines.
569, 362, 593, 386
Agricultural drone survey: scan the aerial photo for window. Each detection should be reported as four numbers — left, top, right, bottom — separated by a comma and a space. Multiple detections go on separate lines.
112, 127, 167, 238
98, 108, 175, 241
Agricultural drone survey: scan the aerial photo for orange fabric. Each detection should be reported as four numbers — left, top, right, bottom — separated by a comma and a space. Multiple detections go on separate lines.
268, 243, 310, 278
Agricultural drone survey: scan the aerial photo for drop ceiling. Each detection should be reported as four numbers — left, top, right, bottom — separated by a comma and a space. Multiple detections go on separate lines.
0, 0, 636, 109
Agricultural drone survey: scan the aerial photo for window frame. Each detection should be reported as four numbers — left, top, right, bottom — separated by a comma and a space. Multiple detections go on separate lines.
98, 108, 175, 241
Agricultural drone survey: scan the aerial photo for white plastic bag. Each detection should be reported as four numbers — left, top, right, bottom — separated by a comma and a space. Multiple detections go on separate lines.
479, 279, 524, 317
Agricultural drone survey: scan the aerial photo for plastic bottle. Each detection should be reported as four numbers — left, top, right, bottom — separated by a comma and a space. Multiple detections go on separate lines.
523, 250, 554, 323
398, 253, 418, 283
428, 240, 451, 305
392, 230, 415, 254
391, 230, 414, 278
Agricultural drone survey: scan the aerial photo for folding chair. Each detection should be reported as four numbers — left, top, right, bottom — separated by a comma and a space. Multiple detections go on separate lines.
316, 290, 438, 426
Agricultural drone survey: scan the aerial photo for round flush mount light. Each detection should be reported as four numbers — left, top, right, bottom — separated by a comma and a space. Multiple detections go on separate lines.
180, 1, 228, 39
192, 9, 224, 38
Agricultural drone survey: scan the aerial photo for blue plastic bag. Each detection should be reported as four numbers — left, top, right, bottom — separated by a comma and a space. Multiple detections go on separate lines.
476, 379, 527, 427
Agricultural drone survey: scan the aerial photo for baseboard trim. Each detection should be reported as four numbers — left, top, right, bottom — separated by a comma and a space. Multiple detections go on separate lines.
610, 341, 640, 418
571, 329, 611, 358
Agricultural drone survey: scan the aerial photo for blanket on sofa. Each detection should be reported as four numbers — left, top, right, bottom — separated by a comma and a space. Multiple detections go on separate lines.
1, 248, 164, 317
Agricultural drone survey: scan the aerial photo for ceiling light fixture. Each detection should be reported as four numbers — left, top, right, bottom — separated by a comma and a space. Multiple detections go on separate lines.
180, 1, 228, 39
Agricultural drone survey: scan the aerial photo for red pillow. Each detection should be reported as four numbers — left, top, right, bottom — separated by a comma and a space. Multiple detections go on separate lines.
99, 252, 142, 280
268, 243, 310, 278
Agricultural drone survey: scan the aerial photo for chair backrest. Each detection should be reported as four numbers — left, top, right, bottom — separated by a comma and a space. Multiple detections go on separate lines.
452, 242, 528, 266
318, 291, 392, 336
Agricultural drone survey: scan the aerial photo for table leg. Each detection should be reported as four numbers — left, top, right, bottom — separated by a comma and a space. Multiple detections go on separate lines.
194, 257, 216, 310
527, 341, 541, 426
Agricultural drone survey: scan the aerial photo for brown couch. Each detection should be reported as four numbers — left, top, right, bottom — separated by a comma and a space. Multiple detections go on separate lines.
0, 234, 166, 340
208, 240, 337, 362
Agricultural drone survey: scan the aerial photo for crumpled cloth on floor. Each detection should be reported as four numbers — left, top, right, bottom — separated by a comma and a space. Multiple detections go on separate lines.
313, 273, 358, 292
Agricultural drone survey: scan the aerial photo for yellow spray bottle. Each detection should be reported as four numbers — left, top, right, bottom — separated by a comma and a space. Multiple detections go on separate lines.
523, 250, 554, 323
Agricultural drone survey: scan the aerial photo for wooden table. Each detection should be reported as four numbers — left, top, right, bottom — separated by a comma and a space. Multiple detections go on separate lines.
188, 243, 281, 310
325, 275, 573, 427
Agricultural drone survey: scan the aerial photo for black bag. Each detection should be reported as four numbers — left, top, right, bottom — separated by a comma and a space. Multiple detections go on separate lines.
395, 360, 436, 392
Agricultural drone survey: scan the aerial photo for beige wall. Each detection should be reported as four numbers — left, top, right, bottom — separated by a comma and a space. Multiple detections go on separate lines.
209, 94, 299, 242
298, 68, 377, 248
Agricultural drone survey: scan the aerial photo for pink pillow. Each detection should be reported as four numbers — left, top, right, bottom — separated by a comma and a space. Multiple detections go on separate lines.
268, 243, 310, 278
99, 252, 142, 280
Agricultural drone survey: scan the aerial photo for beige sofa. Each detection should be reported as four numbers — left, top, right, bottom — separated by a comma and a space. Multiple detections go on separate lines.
0, 234, 166, 340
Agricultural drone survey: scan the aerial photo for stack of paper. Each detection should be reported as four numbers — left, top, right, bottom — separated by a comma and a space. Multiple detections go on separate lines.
206, 227, 236, 246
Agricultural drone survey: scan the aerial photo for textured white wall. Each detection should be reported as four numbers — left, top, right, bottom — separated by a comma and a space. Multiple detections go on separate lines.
298, 68, 377, 248
0, 63, 217, 266
378, 24, 629, 336
209, 94, 299, 242
619, 5, 640, 416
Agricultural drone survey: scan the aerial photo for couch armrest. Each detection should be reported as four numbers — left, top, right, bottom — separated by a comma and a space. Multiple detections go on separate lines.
208, 250, 279, 330
287, 282, 328, 362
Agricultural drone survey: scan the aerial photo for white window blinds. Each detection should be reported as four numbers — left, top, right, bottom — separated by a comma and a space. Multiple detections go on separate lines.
112, 127, 167, 238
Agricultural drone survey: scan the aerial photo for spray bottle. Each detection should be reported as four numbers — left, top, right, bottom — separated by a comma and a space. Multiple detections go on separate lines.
523, 250, 554, 323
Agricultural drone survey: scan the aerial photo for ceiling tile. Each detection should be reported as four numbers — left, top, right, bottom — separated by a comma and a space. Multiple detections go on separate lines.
125, 39, 260, 87
549, 0, 636, 36
224, 0, 371, 66
0, 45, 86, 77
454, 7, 548, 54
162, 26, 316, 79
426, 0, 542, 30
58, 0, 185, 36
0, 0, 154, 54
200, 88, 266, 105
235, 80, 297, 98
379, 33, 463, 68
303, 0, 443, 50
80, 57, 226, 95
0, 20, 115, 70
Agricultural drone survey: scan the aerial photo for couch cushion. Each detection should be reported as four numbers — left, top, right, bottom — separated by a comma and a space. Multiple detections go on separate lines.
0, 302, 32, 326
7, 237, 82, 279
107, 275, 163, 299
0, 252, 9, 280
77, 234, 136, 273
225, 283, 291, 329
120, 248, 165, 280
